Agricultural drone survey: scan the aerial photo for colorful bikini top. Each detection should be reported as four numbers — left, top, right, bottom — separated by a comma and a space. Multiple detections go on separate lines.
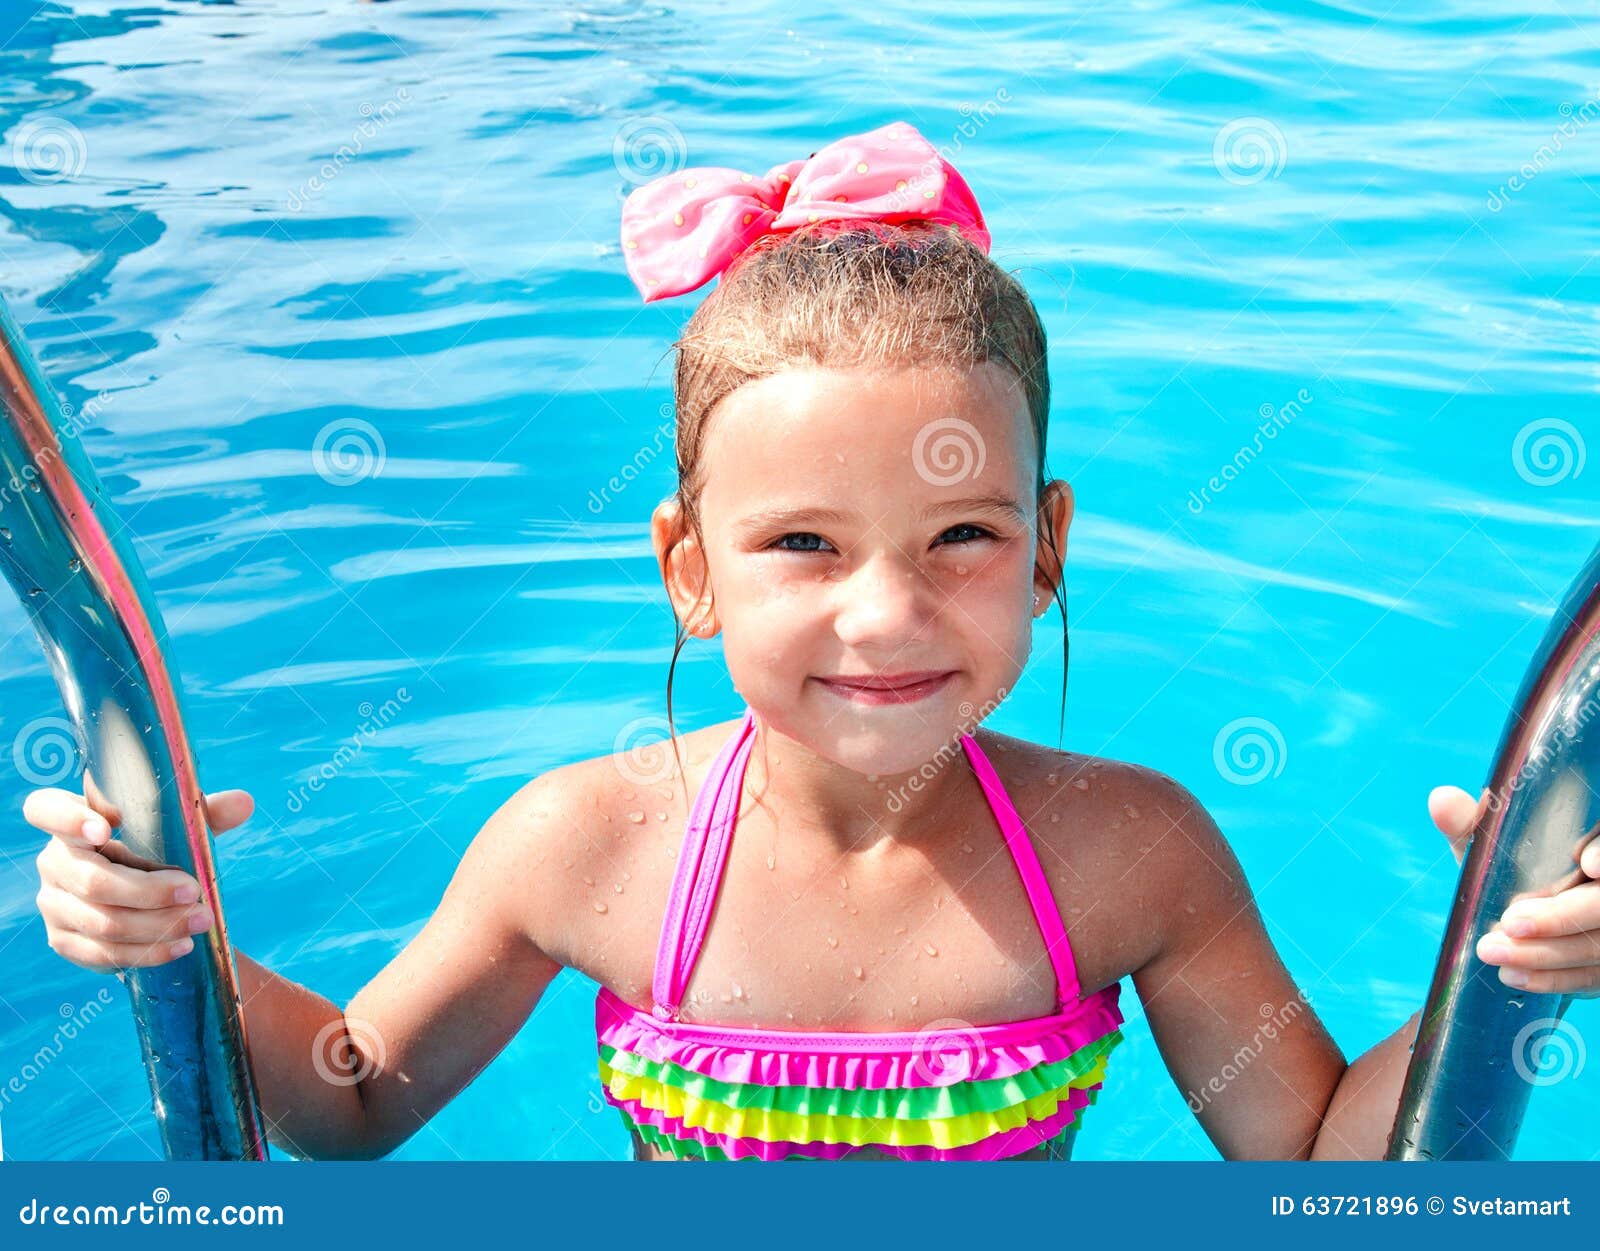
595, 707, 1125, 1161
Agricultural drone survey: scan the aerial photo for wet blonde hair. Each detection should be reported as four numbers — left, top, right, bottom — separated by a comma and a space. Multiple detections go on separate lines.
659, 218, 1071, 750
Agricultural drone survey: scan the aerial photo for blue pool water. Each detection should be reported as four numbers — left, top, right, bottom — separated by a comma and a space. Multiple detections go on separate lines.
0, 1, 1595, 1161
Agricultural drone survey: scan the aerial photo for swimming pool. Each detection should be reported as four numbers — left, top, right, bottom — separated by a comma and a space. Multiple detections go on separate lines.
0, 0, 1594, 1161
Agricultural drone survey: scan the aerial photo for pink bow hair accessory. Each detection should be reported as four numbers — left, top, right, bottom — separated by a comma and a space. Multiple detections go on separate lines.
620, 120, 991, 303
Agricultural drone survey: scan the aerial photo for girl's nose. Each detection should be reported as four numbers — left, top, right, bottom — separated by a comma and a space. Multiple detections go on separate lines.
831, 551, 933, 647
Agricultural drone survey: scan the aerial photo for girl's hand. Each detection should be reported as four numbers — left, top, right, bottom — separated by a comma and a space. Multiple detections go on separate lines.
1430, 784, 1600, 998
28, 785, 254, 972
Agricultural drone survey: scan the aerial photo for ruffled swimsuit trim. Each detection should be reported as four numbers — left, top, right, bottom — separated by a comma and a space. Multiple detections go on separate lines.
595, 982, 1123, 1088
611, 1084, 1109, 1162
599, 1029, 1120, 1117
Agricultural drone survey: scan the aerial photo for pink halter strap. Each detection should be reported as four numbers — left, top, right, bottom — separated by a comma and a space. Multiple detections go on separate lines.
649, 708, 1082, 1020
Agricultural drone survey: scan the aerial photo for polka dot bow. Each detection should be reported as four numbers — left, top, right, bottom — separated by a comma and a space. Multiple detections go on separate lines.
620, 120, 991, 303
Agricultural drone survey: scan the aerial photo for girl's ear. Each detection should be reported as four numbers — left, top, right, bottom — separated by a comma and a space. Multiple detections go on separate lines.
651, 496, 719, 637
1033, 479, 1074, 611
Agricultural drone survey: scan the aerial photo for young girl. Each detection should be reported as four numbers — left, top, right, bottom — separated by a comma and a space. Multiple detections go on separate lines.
24, 121, 1600, 1162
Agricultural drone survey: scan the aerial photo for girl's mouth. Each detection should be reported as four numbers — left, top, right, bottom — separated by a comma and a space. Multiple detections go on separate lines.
815, 670, 956, 706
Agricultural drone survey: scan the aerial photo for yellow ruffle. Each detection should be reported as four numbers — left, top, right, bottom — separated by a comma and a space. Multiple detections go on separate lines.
599, 1051, 1109, 1150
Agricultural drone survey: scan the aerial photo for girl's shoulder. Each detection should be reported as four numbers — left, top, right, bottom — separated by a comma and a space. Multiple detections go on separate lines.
971, 727, 1229, 978
479, 716, 740, 972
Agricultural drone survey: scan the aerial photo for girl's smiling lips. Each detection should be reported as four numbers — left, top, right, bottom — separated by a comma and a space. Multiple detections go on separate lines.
814, 669, 957, 705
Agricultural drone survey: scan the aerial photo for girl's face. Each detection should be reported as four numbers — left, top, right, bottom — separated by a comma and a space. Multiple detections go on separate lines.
655, 361, 1072, 776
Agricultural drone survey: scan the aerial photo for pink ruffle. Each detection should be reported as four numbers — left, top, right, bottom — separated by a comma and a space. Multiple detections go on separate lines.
607, 1086, 1092, 1161
595, 984, 1124, 1090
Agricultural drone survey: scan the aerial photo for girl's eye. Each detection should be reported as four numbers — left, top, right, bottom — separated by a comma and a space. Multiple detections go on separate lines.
939, 523, 995, 545
771, 532, 834, 553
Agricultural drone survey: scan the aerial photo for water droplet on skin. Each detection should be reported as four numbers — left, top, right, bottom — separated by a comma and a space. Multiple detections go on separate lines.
1090, 761, 1103, 769
731, 980, 743, 999
960, 841, 973, 853
620, 870, 630, 881
562, 859, 573, 869
1072, 778, 1089, 792
826, 935, 839, 948
1050, 812, 1061, 823
922, 942, 939, 957
894, 925, 907, 935
955, 564, 967, 575
852, 965, 864, 979
839, 875, 849, 890
1183, 903, 1196, 914
655, 811, 667, 821
849, 906, 858, 914
720, 992, 732, 1003
910, 994, 919, 1006
581, 875, 595, 886
1124, 804, 1140, 820
627, 811, 645, 824
766, 853, 775, 870
593, 901, 609, 914
659, 787, 673, 799
614, 883, 624, 894
1047, 773, 1058, 785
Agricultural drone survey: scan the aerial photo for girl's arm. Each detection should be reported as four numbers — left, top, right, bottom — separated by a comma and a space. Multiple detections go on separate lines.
247, 775, 569, 1158
1132, 780, 1600, 1159
31, 772, 573, 1159
1128, 784, 1344, 1159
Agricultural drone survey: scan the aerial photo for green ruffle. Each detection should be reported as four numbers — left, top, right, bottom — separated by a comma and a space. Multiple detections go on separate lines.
599, 1028, 1121, 1122
623, 1102, 1098, 1162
